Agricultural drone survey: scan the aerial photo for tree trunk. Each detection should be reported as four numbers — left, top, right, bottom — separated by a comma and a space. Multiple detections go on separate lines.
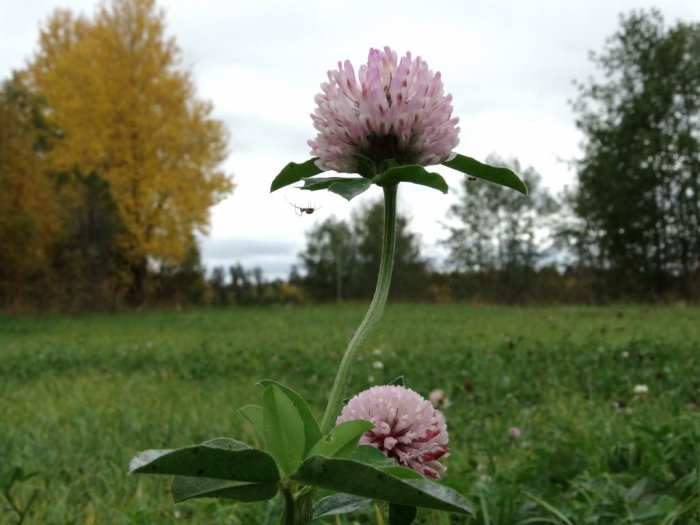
129, 256, 148, 306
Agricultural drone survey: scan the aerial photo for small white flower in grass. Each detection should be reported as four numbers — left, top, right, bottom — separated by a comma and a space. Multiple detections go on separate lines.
337, 385, 449, 478
633, 384, 649, 401
430, 391, 451, 408
633, 384, 649, 395
309, 46, 460, 174
372, 361, 384, 369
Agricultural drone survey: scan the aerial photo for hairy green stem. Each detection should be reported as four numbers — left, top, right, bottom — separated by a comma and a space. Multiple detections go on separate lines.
280, 485, 314, 525
320, 184, 398, 433
281, 487, 296, 525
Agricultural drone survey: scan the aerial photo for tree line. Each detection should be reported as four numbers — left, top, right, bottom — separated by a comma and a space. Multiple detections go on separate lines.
568, 9, 700, 300
1, 7, 698, 310
295, 158, 563, 303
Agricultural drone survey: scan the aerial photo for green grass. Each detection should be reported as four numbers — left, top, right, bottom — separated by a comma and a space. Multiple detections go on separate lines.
1, 304, 699, 524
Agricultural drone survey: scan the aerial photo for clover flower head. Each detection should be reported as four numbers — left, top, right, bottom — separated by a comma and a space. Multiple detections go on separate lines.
337, 385, 449, 478
309, 46, 460, 174
507, 426, 522, 439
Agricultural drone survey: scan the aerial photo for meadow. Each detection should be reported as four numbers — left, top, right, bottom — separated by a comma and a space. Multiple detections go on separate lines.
1, 303, 699, 524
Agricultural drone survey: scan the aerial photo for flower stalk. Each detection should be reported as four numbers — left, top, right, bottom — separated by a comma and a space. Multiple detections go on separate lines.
280, 485, 314, 525
320, 184, 398, 433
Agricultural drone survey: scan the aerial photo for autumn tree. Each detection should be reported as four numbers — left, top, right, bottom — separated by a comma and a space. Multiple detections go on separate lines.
25, 0, 232, 302
0, 78, 58, 306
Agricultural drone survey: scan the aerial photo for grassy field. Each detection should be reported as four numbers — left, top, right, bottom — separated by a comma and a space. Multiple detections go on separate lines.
1, 303, 699, 524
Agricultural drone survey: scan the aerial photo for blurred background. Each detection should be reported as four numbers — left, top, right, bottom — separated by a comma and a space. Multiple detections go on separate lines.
1, 0, 698, 311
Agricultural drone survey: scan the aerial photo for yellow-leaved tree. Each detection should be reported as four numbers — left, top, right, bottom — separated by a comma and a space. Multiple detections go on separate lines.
0, 78, 59, 306
25, 0, 232, 301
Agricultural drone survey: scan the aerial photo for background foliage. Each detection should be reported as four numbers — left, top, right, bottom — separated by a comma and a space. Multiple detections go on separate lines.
0, 0, 232, 310
3, 7, 698, 310
570, 9, 700, 300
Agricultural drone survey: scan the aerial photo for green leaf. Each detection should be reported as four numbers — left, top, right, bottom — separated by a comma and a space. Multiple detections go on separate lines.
256, 379, 321, 457
308, 419, 374, 459
328, 179, 372, 200
171, 476, 277, 503
238, 405, 264, 443
381, 466, 424, 480
401, 479, 473, 514
262, 385, 305, 476
442, 154, 528, 194
313, 493, 372, 520
291, 456, 472, 515
522, 491, 573, 525
374, 165, 448, 193
270, 158, 324, 192
389, 503, 417, 525
301, 177, 353, 190
347, 445, 395, 468
300, 177, 372, 200
128, 437, 279, 483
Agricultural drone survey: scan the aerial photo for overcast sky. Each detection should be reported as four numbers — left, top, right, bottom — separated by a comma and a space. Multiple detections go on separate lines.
2, 0, 698, 278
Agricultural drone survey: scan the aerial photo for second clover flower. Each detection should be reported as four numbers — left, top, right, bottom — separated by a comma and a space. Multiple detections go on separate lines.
337, 385, 449, 479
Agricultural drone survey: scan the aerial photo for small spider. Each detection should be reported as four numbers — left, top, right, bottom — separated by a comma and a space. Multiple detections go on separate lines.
286, 197, 321, 216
